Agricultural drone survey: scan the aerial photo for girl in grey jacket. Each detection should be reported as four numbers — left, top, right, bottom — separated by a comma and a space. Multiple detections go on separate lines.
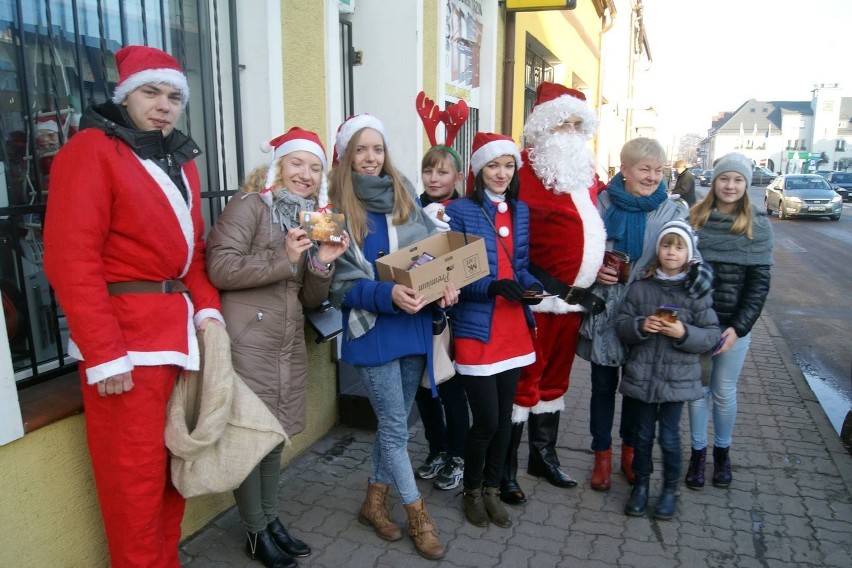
615, 220, 720, 521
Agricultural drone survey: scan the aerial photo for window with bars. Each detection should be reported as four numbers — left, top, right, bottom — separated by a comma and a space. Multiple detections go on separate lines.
0, 0, 237, 388
448, 102, 478, 188
523, 49, 553, 123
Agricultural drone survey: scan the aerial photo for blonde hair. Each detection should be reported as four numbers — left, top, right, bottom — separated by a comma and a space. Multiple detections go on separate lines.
620, 137, 667, 167
645, 232, 689, 275
238, 159, 320, 200
328, 127, 415, 246
689, 180, 754, 238
421, 146, 461, 173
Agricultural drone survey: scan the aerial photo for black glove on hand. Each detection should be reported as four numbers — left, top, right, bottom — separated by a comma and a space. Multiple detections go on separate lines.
488, 279, 525, 302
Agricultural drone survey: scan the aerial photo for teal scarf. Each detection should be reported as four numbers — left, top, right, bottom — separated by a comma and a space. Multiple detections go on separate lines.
603, 173, 668, 260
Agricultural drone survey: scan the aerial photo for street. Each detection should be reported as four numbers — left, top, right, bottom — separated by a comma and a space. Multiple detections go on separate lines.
746, 184, 852, 432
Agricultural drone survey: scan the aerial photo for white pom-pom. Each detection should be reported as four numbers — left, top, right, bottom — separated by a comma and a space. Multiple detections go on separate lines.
497, 202, 508, 213
260, 141, 273, 153
498, 226, 510, 238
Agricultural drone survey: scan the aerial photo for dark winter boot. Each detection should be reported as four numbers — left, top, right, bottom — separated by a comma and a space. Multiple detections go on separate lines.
712, 446, 732, 488
462, 487, 490, 527
245, 530, 297, 568
653, 484, 678, 520
624, 479, 649, 517
267, 517, 311, 558
500, 422, 527, 505
527, 412, 577, 488
684, 447, 707, 490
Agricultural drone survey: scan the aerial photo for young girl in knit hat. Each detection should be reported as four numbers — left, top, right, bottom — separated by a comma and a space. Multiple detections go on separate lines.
327, 114, 458, 561
206, 127, 349, 568
614, 220, 720, 520
445, 132, 543, 529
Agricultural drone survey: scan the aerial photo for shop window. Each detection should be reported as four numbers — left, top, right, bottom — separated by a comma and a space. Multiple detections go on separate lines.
0, 0, 239, 388
836, 139, 846, 152
522, 48, 553, 123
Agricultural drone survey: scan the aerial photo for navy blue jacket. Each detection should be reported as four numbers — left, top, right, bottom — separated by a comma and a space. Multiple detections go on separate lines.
445, 197, 540, 343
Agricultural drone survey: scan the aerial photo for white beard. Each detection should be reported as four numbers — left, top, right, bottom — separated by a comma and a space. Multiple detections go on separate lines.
527, 132, 595, 195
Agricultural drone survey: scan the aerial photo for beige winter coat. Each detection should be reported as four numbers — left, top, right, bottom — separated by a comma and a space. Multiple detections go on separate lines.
206, 192, 332, 435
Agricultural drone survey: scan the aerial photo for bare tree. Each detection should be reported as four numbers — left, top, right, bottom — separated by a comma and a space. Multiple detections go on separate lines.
676, 133, 702, 165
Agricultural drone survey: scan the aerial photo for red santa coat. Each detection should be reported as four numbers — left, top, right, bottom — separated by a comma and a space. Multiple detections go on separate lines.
43, 128, 222, 383
513, 150, 606, 418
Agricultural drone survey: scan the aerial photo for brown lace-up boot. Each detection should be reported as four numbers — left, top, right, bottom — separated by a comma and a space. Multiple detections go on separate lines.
358, 482, 402, 541
404, 498, 445, 560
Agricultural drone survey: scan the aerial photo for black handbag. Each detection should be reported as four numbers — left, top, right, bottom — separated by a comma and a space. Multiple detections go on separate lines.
305, 300, 343, 344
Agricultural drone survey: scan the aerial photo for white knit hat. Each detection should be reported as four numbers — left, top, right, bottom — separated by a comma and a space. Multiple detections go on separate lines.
656, 219, 697, 262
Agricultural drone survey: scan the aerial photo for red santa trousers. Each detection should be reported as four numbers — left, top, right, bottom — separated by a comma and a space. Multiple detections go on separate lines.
80, 363, 184, 568
515, 311, 582, 410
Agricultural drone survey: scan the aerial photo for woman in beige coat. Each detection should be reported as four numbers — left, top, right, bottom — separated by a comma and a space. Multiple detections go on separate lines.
206, 127, 349, 568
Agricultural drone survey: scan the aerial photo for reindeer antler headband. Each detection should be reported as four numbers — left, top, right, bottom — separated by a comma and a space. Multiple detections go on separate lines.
415, 91, 470, 170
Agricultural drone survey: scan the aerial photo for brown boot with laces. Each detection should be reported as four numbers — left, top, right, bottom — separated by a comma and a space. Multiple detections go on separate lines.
404, 498, 445, 560
358, 482, 402, 541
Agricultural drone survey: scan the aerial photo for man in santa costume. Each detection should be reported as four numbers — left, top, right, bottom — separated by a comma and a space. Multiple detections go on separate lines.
499, 82, 607, 504
43, 45, 223, 567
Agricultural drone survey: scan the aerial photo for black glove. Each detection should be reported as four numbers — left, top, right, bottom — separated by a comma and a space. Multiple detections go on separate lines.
488, 279, 525, 302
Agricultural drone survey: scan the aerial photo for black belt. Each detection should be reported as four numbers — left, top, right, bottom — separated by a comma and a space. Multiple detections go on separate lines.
529, 263, 606, 315
107, 280, 189, 295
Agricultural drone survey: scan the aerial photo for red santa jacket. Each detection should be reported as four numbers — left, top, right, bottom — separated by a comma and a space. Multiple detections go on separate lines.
518, 149, 607, 314
44, 129, 222, 383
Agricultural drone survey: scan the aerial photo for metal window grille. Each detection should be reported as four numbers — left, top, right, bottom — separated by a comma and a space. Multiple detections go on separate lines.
0, 0, 239, 388
523, 50, 553, 123
449, 103, 478, 189
339, 18, 354, 119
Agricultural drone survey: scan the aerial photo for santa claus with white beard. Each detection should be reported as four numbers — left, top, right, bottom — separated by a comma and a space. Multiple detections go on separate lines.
499, 83, 607, 505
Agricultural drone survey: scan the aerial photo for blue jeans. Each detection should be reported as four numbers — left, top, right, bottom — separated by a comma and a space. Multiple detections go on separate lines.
630, 398, 683, 486
589, 363, 639, 451
357, 355, 425, 505
688, 333, 751, 450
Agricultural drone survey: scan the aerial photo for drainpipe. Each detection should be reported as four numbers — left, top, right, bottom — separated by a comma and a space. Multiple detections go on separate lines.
501, 10, 516, 137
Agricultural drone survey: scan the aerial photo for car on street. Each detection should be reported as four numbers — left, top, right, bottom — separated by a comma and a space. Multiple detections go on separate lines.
764, 174, 842, 220
821, 171, 852, 202
699, 169, 713, 186
752, 166, 777, 186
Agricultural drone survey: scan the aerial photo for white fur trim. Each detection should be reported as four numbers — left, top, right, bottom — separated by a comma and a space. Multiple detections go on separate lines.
335, 115, 386, 161
184, 297, 200, 370
135, 156, 195, 278
524, 95, 597, 146
272, 139, 327, 167
454, 352, 535, 376
531, 398, 565, 414
67, 344, 133, 384
112, 68, 190, 107
193, 308, 224, 329
532, 295, 576, 314
470, 140, 522, 177
512, 405, 530, 424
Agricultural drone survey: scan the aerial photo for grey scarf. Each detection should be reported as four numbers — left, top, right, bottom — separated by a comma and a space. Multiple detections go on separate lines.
271, 189, 316, 232
697, 205, 774, 266
329, 173, 435, 338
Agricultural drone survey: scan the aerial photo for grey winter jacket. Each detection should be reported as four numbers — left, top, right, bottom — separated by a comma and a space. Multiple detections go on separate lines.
576, 193, 689, 366
615, 276, 720, 403
206, 192, 333, 435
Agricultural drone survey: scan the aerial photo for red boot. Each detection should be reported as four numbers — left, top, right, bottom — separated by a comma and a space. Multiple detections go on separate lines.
621, 443, 635, 485
590, 448, 612, 491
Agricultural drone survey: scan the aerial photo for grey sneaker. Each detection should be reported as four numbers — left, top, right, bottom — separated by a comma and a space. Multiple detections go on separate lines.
415, 451, 447, 479
433, 456, 464, 490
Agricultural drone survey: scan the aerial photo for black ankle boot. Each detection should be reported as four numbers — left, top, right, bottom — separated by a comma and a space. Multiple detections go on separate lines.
712, 446, 732, 487
653, 485, 678, 520
500, 422, 527, 505
268, 518, 311, 558
245, 530, 298, 568
624, 480, 649, 516
527, 412, 577, 488
684, 448, 706, 490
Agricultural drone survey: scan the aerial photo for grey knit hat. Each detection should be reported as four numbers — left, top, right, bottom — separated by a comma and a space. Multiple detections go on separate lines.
712, 152, 752, 188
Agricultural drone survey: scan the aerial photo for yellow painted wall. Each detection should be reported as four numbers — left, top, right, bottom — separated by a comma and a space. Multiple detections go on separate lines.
511, 5, 602, 140
281, 0, 327, 142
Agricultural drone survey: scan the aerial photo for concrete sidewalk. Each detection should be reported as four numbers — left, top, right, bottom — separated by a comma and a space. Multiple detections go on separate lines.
179, 314, 852, 568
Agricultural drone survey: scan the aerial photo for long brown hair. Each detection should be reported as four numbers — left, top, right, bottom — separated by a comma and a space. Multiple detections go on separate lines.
689, 178, 754, 238
328, 127, 415, 246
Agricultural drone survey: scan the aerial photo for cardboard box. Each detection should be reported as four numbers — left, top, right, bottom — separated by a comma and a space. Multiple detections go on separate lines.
376, 231, 488, 303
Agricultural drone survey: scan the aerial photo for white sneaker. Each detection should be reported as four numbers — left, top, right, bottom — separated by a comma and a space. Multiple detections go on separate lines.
415, 451, 447, 479
433, 456, 464, 490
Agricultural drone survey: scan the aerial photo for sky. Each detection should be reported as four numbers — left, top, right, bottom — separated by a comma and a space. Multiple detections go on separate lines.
640, 0, 852, 139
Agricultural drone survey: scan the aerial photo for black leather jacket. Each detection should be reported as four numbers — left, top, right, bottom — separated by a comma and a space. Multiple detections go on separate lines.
707, 260, 771, 338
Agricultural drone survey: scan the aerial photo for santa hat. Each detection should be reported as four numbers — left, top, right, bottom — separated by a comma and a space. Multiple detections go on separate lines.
656, 219, 697, 262
333, 114, 387, 166
524, 81, 597, 143
261, 127, 329, 210
111, 45, 190, 108
467, 132, 522, 194
36, 116, 60, 133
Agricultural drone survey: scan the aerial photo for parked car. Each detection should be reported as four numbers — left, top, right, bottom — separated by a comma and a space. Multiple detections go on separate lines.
699, 169, 713, 186
765, 174, 842, 220
821, 171, 852, 202
752, 167, 777, 186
